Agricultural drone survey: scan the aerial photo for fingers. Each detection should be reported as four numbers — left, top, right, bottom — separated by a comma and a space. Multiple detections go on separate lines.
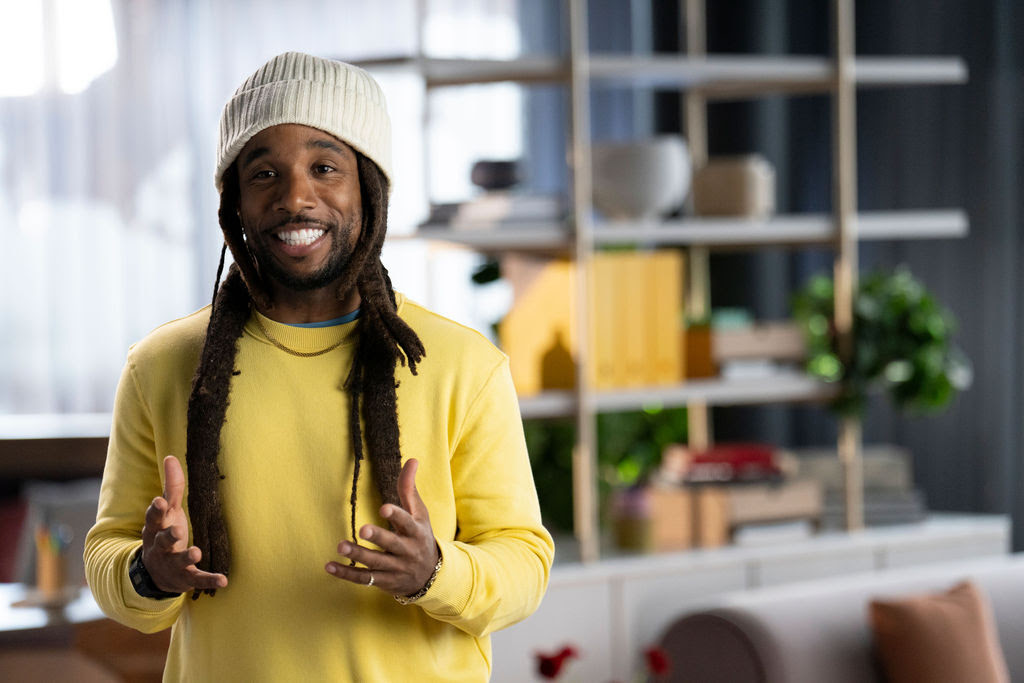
324, 561, 375, 589
380, 505, 421, 538
162, 455, 185, 510
327, 459, 437, 595
143, 545, 228, 593
153, 525, 183, 552
336, 539, 401, 574
396, 458, 426, 519
144, 498, 166, 531
183, 566, 229, 591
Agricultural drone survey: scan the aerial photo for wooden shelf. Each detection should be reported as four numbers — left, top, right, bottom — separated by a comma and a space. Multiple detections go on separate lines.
352, 54, 967, 94
404, 209, 968, 251
519, 371, 836, 420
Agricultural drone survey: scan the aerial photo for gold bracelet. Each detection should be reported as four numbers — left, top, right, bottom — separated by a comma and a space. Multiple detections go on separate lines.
394, 550, 443, 605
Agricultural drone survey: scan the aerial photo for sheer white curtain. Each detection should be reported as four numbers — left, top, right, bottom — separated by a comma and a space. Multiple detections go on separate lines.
0, 0, 523, 417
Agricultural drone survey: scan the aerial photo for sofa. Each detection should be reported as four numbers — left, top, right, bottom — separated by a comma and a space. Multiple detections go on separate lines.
658, 554, 1024, 682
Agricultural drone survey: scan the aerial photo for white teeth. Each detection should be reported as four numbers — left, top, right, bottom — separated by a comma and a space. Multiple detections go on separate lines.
276, 228, 325, 246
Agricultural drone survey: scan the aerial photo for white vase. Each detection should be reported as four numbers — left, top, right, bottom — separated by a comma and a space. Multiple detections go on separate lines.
591, 135, 691, 220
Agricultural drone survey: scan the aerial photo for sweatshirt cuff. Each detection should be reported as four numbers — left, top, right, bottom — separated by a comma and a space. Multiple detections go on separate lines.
412, 538, 471, 616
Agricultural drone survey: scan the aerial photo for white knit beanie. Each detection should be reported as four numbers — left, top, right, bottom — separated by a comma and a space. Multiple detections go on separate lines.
215, 51, 392, 191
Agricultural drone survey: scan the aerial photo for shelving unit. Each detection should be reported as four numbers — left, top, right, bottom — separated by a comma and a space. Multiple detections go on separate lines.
374, 0, 968, 564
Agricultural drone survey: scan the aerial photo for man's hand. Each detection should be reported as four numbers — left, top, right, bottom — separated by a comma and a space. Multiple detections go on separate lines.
140, 456, 228, 594
326, 458, 440, 597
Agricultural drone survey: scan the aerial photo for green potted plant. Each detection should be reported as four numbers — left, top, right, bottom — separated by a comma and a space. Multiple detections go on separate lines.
792, 266, 971, 417
523, 405, 688, 535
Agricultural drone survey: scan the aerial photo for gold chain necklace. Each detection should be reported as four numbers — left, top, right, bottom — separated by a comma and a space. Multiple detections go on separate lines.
252, 313, 347, 358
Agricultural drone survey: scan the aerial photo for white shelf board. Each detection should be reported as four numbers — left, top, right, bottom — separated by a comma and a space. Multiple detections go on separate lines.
518, 391, 577, 420
594, 209, 969, 246
353, 55, 966, 93
407, 210, 967, 251
518, 371, 836, 419
410, 223, 569, 251
0, 413, 112, 439
594, 372, 836, 412
352, 55, 567, 87
588, 55, 967, 96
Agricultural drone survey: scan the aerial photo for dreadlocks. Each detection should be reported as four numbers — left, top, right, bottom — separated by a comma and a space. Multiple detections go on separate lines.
184, 152, 425, 598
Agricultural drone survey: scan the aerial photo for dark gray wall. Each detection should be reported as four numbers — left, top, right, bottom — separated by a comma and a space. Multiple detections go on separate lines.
679, 0, 1024, 548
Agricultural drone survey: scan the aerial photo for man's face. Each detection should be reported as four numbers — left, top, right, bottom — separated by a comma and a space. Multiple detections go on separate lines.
235, 123, 362, 294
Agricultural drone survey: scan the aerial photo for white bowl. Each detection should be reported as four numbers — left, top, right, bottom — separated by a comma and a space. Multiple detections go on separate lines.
591, 135, 691, 220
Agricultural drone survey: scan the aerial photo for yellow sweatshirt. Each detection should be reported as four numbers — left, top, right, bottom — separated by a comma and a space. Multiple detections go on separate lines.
85, 293, 554, 682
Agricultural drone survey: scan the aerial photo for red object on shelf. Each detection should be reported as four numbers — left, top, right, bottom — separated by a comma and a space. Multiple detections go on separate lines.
685, 443, 782, 483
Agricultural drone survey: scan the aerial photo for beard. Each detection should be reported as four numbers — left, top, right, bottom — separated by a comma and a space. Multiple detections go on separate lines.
250, 215, 359, 292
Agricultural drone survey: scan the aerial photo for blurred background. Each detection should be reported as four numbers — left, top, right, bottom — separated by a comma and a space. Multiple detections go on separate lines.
1, 0, 1022, 679
0, 0, 1021, 573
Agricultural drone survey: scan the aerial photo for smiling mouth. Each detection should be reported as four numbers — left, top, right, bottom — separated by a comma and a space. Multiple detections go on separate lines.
275, 228, 326, 247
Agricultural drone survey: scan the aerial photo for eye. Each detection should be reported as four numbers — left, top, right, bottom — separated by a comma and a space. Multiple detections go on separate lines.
314, 164, 336, 174
253, 169, 277, 179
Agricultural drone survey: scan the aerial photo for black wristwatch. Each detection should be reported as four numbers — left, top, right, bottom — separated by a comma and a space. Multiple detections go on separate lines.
129, 548, 182, 600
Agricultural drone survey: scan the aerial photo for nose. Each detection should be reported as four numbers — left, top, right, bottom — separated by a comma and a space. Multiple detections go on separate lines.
274, 171, 317, 214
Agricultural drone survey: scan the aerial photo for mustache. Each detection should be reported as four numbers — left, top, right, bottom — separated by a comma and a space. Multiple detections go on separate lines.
271, 215, 334, 231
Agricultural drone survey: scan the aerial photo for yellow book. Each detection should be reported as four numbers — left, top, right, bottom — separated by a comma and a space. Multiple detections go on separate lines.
589, 253, 618, 389
499, 258, 575, 396
618, 252, 647, 388
646, 250, 685, 385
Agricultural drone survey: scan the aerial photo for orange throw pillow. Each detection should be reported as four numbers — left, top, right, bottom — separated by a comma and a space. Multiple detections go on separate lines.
869, 580, 1009, 683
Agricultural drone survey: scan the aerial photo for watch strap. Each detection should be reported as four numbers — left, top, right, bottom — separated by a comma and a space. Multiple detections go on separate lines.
129, 548, 182, 600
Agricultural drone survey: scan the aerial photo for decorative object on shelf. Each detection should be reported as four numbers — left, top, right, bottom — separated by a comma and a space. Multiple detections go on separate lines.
713, 321, 806, 364
469, 159, 521, 191
683, 321, 716, 379
692, 154, 776, 218
610, 484, 693, 552
591, 135, 691, 220
663, 442, 788, 485
500, 250, 684, 395
13, 522, 79, 609
426, 193, 565, 230
792, 266, 971, 417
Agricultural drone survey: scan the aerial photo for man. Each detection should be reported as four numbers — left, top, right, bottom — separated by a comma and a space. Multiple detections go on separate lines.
85, 51, 554, 682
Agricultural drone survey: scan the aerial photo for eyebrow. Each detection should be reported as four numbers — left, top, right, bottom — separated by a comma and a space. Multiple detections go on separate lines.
239, 137, 353, 170
240, 146, 269, 169
308, 138, 353, 158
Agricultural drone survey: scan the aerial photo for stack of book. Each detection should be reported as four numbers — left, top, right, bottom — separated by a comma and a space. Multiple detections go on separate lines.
791, 444, 928, 528
426, 192, 565, 229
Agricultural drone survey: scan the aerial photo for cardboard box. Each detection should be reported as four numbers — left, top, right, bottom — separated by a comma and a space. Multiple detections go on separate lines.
713, 322, 806, 362
694, 479, 823, 548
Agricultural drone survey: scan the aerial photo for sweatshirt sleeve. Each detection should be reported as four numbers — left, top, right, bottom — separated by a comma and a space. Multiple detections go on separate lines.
414, 357, 555, 637
84, 356, 185, 633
